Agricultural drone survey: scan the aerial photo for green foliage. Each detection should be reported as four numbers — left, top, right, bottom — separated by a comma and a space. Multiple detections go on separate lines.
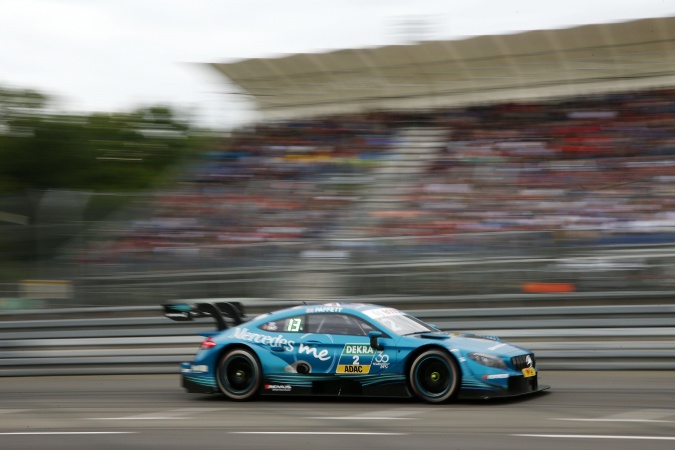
0, 86, 213, 195
0, 86, 220, 267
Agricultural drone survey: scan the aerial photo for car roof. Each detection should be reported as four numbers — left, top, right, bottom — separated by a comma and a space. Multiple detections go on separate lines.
269, 302, 398, 317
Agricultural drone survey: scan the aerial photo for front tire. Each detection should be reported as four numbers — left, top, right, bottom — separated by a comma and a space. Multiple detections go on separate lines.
216, 348, 261, 401
409, 349, 460, 403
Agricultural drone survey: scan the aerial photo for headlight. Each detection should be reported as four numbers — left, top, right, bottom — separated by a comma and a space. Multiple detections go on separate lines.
467, 352, 507, 369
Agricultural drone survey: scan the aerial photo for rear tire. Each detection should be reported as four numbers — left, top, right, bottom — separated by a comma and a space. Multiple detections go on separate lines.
216, 348, 261, 401
409, 349, 460, 403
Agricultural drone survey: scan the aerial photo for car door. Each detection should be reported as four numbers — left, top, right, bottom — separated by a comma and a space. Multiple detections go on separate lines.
304, 313, 396, 376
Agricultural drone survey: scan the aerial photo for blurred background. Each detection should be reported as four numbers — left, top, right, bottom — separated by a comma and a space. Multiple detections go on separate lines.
3, 1, 675, 308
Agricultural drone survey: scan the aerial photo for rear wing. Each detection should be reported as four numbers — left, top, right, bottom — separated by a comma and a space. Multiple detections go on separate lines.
163, 302, 245, 331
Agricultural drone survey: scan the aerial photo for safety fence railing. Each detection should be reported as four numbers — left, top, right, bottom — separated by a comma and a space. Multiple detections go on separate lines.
61, 241, 675, 303
3, 229, 665, 303
1, 300, 674, 376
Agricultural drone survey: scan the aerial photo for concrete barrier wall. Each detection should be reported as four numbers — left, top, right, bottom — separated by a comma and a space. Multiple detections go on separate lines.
1, 301, 674, 376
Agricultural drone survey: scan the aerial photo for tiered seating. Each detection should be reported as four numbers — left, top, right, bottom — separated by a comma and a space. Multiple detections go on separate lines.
86, 89, 675, 265
360, 90, 675, 246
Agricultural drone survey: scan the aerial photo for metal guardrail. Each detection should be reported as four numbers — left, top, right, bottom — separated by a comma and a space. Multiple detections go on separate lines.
60, 241, 675, 302
1, 301, 674, 376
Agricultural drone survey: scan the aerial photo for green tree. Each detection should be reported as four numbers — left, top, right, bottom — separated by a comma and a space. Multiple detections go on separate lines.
0, 86, 218, 267
0, 88, 208, 194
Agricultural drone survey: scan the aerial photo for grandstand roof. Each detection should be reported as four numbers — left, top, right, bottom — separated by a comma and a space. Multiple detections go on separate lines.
210, 16, 675, 120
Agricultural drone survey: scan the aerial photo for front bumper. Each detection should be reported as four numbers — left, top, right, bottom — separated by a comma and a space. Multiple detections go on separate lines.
459, 374, 550, 399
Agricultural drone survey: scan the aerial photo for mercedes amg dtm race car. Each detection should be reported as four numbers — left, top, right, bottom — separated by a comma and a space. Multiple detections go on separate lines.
164, 302, 549, 403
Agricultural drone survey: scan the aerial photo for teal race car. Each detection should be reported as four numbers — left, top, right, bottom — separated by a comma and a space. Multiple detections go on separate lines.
164, 302, 549, 403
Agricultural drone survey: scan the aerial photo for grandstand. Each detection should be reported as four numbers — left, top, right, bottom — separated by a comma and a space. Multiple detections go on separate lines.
211, 17, 675, 119
72, 17, 675, 304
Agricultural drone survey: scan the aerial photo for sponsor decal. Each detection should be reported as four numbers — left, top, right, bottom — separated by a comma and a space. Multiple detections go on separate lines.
180, 364, 208, 374
264, 384, 292, 392
342, 344, 374, 356
522, 367, 536, 378
488, 343, 506, 351
483, 374, 509, 379
482, 335, 501, 341
336, 343, 380, 374
297, 343, 331, 361
263, 322, 278, 331
337, 365, 369, 373
232, 327, 294, 351
521, 356, 536, 377
372, 351, 390, 369
306, 306, 343, 313
363, 308, 403, 319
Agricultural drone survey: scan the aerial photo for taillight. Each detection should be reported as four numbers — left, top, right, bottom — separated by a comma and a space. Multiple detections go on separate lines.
200, 337, 217, 350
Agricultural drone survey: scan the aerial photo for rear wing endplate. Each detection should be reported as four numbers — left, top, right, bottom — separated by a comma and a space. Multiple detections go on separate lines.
163, 302, 245, 331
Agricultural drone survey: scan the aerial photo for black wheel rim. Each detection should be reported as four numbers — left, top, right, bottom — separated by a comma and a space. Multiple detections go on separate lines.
223, 355, 256, 394
414, 355, 452, 398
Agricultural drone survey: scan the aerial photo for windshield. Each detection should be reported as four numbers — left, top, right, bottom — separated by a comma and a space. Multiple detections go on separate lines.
363, 308, 435, 335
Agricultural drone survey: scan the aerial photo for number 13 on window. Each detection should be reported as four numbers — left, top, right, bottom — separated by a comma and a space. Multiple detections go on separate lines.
286, 318, 302, 332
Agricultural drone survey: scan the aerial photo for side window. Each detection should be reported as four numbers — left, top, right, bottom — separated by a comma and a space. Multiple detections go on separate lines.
306, 313, 376, 336
260, 315, 305, 333
356, 317, 376, 334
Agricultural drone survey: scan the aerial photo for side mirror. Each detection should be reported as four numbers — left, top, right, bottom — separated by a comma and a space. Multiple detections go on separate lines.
369, 331, 384, 351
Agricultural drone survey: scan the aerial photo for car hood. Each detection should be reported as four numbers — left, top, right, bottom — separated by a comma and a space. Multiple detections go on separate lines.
408, 332, 529, 356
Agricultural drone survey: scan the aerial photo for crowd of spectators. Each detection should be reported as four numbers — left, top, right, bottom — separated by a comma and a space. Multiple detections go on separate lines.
86, 114, 403, 263
357, 90, 675, 247
85, 89, 675, 264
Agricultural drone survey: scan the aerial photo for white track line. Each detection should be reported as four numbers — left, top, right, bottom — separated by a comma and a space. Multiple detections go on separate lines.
89, 407, 227, 420
310, 417, 413, 420
308, 408, 426, 421
0, 432, 135, 435
552, 408, 675, 423
552, 418, 672, 423
514, 434, 675, 441
230, 431, 406, 436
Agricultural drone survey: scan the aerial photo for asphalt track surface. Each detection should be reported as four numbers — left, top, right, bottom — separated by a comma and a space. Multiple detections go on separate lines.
0, 371, 674, 449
